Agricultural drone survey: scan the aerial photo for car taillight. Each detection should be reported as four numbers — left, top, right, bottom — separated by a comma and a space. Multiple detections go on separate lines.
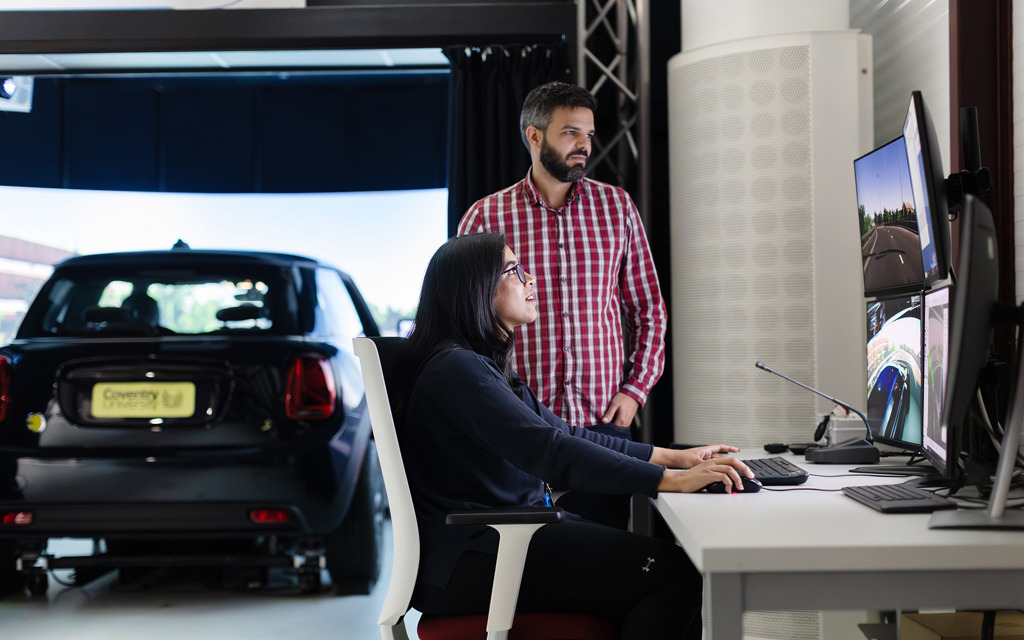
284, 354, 336, 421
0, 355, 10, 423
2, 511, 33, 527
249, 508, 292, 525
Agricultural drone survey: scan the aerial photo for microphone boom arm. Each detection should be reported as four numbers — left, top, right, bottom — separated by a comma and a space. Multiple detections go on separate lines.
755, 361, 873, 443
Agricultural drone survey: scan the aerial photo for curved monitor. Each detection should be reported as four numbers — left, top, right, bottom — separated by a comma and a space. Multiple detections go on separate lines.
903, 90, 953, 288
925, 195, 998, 478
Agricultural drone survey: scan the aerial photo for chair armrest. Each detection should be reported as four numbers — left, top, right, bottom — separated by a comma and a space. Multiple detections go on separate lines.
443, 506, 565, 636
445, 507, 565, 526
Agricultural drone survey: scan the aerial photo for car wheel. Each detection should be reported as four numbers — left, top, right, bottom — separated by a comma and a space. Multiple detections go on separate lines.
325, 439, 385, 595
0, 540, 24, 598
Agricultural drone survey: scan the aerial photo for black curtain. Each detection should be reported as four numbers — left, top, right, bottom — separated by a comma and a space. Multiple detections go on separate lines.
0, 74, 448, 193
443, 43, 563, 237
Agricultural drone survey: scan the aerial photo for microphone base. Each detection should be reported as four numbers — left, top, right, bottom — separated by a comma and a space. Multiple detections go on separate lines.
804, 439, 880, 464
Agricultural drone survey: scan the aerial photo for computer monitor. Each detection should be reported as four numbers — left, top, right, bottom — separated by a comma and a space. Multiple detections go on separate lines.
855, 136, 925, 298
921, 286, 950, 473
923, 195, 997, 482
929, 195, 1024, 529
865, 294, 923, 451
903, 90, 953, 288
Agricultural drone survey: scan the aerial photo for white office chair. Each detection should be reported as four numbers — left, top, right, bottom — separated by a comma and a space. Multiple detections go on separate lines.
352, 337, 615, 640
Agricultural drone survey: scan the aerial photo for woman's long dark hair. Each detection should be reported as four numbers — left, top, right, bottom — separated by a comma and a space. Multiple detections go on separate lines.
394, 233, 515, 419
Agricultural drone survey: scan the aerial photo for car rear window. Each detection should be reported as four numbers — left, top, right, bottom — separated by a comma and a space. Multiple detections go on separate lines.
19, 268, 298, 338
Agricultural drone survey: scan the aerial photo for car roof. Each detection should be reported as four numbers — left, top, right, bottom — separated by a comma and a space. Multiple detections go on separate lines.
55, 248, 344, 274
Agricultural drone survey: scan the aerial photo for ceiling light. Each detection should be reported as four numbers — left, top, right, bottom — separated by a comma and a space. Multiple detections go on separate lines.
0, 77, 34, 113
0, 77, 15, 100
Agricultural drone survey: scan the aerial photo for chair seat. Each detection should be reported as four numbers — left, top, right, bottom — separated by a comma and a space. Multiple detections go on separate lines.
418, 611, 616, 640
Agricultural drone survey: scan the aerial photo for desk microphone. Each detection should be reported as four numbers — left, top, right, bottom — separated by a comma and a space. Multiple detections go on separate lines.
754, 361, 880, 464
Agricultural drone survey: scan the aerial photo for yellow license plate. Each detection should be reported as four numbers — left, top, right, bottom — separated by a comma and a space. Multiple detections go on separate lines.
91, 382, 196, 419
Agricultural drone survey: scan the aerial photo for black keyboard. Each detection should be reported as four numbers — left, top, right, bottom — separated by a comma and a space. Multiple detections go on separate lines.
742, 457, 808, 485
842, 483, 958, 513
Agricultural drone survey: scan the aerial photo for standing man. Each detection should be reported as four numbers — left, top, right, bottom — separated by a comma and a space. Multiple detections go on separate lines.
458, 81, 667, 452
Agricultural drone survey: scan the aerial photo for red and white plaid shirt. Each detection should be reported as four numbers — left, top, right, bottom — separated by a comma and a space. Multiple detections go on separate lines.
459, 171, 667, 426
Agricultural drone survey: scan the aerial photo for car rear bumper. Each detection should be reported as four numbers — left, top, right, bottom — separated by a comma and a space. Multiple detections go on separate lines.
1, 501, 308, 539
0, 454, 351, 538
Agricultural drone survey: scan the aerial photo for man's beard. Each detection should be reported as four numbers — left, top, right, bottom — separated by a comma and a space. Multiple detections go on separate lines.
540, 137, 588, 183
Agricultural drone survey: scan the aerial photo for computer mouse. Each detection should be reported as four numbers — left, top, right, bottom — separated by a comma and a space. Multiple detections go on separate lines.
704, 478, 762, 494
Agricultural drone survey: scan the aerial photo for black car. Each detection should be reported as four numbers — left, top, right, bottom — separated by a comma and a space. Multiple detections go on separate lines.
0, 245, 385, 596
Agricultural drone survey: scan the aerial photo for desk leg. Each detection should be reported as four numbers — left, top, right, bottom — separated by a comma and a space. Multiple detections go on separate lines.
704, 573, 742, 640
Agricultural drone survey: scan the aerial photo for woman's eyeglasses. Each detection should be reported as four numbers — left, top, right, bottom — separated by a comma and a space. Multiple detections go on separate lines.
502, 263, 527, 285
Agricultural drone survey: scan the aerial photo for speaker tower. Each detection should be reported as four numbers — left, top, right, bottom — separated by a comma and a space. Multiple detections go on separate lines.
668, 30, 872, 450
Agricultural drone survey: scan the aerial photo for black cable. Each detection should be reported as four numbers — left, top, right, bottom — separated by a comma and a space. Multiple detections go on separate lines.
813, 414, 830, 442
762, 486, 844, 493
981, 610, 995, 640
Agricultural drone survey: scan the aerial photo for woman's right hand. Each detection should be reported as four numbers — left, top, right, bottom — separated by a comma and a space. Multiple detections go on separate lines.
656, 457, 754, 493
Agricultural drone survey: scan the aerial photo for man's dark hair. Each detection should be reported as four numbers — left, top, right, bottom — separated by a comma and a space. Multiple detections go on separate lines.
397, 233, 515, 408
520, 82, 597, 149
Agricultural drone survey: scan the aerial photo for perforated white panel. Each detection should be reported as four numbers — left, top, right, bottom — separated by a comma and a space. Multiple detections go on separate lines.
671, 22, 870, 640
743, 610, 822, 640
668, 44, 816, 448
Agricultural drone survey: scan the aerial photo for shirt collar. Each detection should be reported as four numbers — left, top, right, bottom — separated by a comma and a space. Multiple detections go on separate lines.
523, 169, 590, 209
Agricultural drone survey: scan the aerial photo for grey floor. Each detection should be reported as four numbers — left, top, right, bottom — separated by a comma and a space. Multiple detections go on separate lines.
0, 522, 422, 639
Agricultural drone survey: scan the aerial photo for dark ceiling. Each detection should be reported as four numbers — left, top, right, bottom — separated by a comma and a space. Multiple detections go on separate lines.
0, 1, 577, 74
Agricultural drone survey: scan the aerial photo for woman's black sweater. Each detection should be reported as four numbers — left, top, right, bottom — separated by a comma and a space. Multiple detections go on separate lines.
400, 347, 665, 587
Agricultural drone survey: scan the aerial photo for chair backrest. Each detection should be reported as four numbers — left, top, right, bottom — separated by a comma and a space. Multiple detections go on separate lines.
352, 337, 418, 633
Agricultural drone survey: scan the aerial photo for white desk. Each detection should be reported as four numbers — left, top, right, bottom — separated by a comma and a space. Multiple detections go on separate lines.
653, 454, 1024, 640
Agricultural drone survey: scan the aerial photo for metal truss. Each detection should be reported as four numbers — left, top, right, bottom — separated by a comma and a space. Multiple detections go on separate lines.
576, 0, 657, 452
577, 0, 650, 222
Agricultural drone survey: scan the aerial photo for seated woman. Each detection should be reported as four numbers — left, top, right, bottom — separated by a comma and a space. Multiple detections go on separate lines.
394, 232, 753, 640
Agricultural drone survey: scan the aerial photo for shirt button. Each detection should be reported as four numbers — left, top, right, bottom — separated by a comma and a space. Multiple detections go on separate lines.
559, 277, 567, 283
561, 312, 569, 318
563, 347, 570, 352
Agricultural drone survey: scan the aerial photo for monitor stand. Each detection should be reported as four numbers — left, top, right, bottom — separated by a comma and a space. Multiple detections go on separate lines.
851, 461, 956, 489
850, 465, 934, 476
929, 508, 1024, 529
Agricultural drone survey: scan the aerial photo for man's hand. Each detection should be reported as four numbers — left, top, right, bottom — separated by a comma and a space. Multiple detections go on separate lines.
601, 392, 640, 427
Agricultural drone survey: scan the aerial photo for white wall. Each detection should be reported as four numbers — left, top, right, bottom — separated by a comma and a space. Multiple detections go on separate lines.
849, 0, 951, 174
